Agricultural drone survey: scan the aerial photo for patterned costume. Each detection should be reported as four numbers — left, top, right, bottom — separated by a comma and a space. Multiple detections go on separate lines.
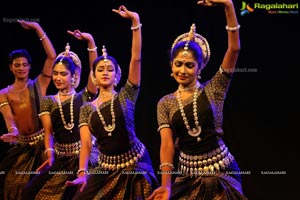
0, 78, 46, 200
157, 69, 247, 200
23, 88, 98, 200
73, 81, 158, 200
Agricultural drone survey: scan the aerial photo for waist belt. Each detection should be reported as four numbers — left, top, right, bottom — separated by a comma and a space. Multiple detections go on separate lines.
179, 143, 235, 176
98, 141, 145, 171
17, 128, 45, 146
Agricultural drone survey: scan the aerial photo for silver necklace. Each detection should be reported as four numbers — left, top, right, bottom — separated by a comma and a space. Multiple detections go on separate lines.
178, 82, 200, 92
96, 94, 116, 136
176, 84, 202, 142
57, 91, 75, 132
59, 89, 75, 96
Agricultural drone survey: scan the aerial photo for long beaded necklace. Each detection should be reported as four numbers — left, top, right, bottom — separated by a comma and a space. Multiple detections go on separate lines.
176, 83, 202, 142
96, 93, 116, 136
57, 90, 75, 133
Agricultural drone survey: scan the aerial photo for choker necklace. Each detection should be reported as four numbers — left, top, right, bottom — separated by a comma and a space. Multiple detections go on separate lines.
178, 81, 201, 92
59, 89, 76, 96
57, 92, 75, 132
99, 90, 115, 100
96, 94, 116, 136
7, 80, 29, 93
176, 84, 202, 142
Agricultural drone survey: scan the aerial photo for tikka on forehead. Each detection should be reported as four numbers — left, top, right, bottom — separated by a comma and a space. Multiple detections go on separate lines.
171, 23, 211, 69
102, 45, 108, 63
182, 24, 195, 57
100, 45, 122, 85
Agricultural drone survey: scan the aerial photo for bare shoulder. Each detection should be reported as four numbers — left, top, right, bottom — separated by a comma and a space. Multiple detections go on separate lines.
0, 87, 9, 95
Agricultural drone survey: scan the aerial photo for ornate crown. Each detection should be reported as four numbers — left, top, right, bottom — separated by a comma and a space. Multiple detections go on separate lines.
57, 43, 82, 88
101, 45, 122, 86
171, 23, 211, 69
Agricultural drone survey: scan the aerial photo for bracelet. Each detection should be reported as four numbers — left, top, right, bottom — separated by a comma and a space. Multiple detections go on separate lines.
159, 163, 174, 170
87, 46, 98, 52
77, 168, 89, 175
225, 24, 240, 32
44, 148, 55, 154
8, 126, 18, 133
39, 33, 47, 41
0, 101, 9, 110
131, 23, 142, 31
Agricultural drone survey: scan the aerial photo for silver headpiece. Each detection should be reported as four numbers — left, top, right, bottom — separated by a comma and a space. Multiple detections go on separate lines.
171, 23, 211, 69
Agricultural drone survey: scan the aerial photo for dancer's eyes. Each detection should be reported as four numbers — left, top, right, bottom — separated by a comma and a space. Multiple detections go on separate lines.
174, 61, 196, 69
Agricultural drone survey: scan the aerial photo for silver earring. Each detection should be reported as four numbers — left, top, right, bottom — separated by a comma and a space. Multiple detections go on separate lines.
170, 73, 174, 77
71, 77, 75, 86
93, 78, 99, 88
197, 70, 201, 80
114, 78, 118, 87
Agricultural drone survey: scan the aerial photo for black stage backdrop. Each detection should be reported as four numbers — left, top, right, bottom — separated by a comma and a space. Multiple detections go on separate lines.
0, 0, 298, 199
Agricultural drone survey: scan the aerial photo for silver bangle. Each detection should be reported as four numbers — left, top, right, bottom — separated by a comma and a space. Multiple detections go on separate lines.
44, 148, 55, 154
40, 33, 47, 41
87, 46, 98, 52
159, 162, 174, 170
77, 168, 89, 175
8, 126, 18, 133
225, 24, 240, 32
131, 23, 142, 31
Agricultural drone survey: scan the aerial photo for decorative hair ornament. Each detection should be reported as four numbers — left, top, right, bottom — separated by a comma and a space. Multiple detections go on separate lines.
102, 45, 108, 62
171, 23, 211, 69
101, 45, 122, 86
56, 43, 82, 88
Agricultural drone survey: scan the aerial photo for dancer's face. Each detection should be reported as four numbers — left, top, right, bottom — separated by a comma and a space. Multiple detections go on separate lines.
52, 63, 73, 91
94, 59, 116, 88
171, 50, 199, 87
10, 57, 31, 79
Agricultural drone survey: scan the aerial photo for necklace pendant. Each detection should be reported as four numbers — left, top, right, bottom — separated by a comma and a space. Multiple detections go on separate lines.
64, 123, 74, 130
188, 126, 201, 137
104, 124, 115, 133
108, 132, 112, 136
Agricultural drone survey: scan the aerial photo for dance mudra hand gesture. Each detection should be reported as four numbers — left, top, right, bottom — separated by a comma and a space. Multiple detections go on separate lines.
35, 150, 54, 173
65, 172, 87, 192
17, 19, 39, 30
67, 29, 93, 41
112, 5, 139, 21
197, 0, 233, 7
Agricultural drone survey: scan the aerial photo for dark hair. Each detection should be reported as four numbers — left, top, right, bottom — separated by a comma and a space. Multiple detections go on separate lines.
170, 41, 203, 67
8, 49, 32, 64
53, 56, 77, 75
92, 55, 118, 74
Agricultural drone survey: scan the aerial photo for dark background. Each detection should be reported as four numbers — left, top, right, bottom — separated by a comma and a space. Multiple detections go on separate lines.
0, 0, 298, 199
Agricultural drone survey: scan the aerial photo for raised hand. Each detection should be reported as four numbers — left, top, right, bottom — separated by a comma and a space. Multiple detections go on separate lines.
197, 0, 232, 7
112, 5, 139, 21
67, 29, 93, 41
17, 20, 39, 30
